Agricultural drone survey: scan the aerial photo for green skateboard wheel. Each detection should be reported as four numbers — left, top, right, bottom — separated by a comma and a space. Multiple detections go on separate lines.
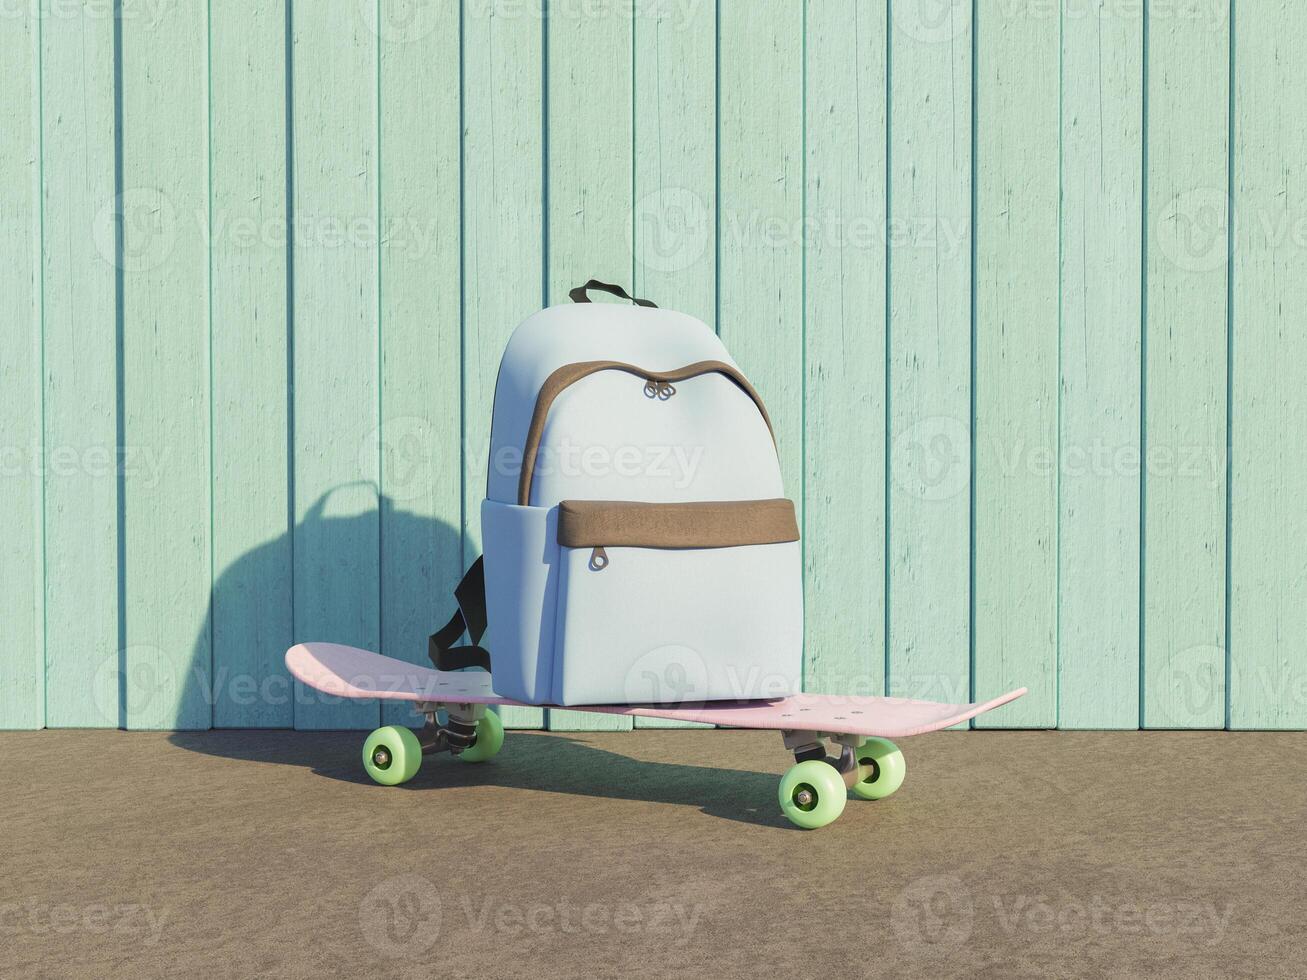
778, 759, 847, 829
362, 725, 422, 786
851, 736, 906, 801
457, 709, 505, 763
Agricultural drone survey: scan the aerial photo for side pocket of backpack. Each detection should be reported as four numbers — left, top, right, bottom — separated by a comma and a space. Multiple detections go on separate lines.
481, 499, 561, 705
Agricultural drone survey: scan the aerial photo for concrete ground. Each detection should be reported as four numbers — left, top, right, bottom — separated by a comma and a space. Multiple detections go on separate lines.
1, 728, 1303, 979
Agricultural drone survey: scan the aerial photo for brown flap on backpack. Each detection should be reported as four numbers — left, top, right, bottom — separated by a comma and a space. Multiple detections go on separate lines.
556, 498, 799, 550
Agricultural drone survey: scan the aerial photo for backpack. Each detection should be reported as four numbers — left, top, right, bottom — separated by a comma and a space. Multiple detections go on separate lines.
430, 280, 802, 706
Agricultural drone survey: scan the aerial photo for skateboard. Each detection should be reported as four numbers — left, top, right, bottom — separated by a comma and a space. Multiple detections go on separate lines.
286, 642, 1026, 829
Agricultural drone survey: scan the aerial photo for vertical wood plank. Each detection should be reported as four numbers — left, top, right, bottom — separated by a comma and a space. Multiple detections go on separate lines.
972, 2, 1059, 727
377, 0, 463, 727
719, 0, 804, 703
805, 0, 887, 698
1229, 4, 1307, 729
121, 0, 212, 730
1143, 1, 1229, 729
631, 0, 717, 727
544, 0, 635, 731
0, 1, 43, 729
40, 2, 118, 728
210, 0, 291, 728
291, 0, 380, 730
886, 0, 971, 707
632, 0, 715, 323
719, 0, 804, 519
1058, 2, 1143, 729
461, 0, 545, 728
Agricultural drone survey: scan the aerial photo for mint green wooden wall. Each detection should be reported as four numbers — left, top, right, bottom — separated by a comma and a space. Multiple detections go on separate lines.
2, 1, 1304, 731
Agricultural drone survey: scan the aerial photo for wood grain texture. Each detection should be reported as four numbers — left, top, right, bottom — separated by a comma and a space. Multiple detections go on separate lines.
632, 0, 717, 727
210, 0, 292, 728
0, 3, 43, 729
290, 1, 380, 730
39, 4, 119, 729
632, 0, 715, 324
544, 0, 635, 732
10, 0, 1307, 732
120, 0, 212, 730
718, 0, 804, 714
886, 0, 970, 708
1229, 4, 1307, 729
377, 0, 463, 728
804, 0, 887, 699
1143, 3, 1229, 729
718, 0, 804, 510
972, 2, 1059, 727
1058, 4, 1143, 729
461, 0, 545, 728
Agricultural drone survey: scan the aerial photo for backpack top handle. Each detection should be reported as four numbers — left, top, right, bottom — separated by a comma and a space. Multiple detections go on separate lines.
567, 279, 658, 308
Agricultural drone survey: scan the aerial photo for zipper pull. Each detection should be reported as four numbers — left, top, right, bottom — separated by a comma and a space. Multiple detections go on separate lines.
589, 546, 609, 571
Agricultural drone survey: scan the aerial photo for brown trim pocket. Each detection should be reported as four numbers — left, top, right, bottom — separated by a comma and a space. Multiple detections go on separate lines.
557, 498, 799, 550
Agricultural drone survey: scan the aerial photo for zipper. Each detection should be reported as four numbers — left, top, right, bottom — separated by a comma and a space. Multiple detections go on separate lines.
588, 546, 609, 571
517, 359, 776, 506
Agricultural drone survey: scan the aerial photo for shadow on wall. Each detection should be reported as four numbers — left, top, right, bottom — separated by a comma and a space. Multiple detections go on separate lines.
159, 487, 461, 735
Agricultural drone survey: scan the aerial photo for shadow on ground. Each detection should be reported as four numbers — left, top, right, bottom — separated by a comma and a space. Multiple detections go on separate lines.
168, 728, 796, 829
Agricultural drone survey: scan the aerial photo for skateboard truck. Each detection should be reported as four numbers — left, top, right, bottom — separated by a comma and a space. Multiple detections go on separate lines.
415, 701, 488, 757
782, 730, 872, 790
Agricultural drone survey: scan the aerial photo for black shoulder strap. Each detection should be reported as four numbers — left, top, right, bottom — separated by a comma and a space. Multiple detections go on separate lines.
428, 556, 491, 672
568, 279, 658, 308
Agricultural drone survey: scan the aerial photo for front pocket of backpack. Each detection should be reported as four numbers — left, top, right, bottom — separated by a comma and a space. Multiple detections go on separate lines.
550, 498, 803, 706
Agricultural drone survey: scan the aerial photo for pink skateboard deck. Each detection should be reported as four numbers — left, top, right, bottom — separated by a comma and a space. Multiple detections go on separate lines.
287, 642, 1026, 828
287, 642, 1025, 739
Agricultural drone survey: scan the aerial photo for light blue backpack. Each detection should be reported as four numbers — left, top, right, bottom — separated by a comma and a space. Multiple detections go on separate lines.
430, 281, 802, 707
